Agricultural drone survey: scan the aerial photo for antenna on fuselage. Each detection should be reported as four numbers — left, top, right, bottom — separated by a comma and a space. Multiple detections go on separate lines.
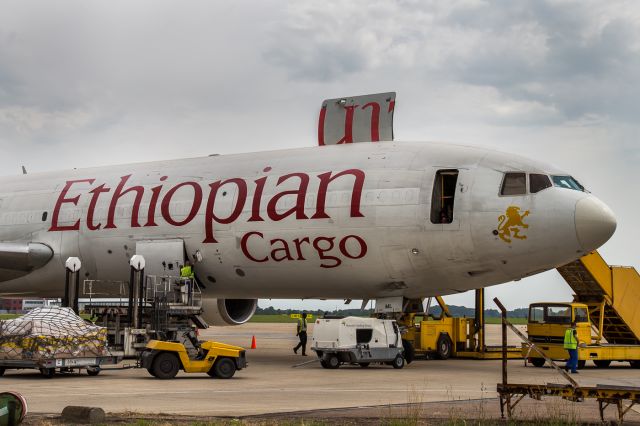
21, 166, 27, 175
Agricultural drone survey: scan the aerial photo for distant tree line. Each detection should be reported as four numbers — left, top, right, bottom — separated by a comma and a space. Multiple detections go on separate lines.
256, 304, 529, 318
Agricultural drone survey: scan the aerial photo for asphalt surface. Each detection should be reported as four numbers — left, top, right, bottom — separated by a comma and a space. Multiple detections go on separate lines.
3, 323, 639, 423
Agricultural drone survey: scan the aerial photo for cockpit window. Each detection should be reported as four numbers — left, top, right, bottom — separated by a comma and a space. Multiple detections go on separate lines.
552, 175, 585, 192
500, 172, 526, 196
530, 174, 552, 193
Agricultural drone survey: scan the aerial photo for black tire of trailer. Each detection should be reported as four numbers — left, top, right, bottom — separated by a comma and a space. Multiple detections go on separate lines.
436, 334, 453, 360
86, 366, 101, 376
40, 368, 55, 378
210, 357, 236, 379
593, 360, 611, 368
151, 352, 180, 379
530, 358, 546, 368
359, 362, 370, 368
320, 360, 329, 369
392, 355, 405, 369
0, 367, 5, 377
402, 339, 415, 364
326, 354, 340, 369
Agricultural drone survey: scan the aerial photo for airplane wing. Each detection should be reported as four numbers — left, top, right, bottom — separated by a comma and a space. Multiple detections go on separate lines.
0, 242, 54, 282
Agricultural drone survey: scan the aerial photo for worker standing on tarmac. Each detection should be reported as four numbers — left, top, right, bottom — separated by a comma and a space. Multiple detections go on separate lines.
564, 321, 579, 374
293, 312, 308, 356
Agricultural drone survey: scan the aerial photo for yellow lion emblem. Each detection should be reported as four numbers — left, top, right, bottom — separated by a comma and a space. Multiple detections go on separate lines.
497, 206, 530, 243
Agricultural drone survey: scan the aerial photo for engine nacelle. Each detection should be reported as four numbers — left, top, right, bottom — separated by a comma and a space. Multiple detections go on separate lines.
201, 298, 258, 326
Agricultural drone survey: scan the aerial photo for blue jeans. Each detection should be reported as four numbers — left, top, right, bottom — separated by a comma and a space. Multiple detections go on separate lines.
566, 348, 578, 372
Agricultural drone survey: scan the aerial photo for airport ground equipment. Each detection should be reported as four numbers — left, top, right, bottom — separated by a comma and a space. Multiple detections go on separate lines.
399, 290, 522, 360
72, 256, 209, 357
140, 338, 246, 379
311, 316, 406, 369
0, 307, 121, 378
523, 251, 640, 368
494, 298, 640, 424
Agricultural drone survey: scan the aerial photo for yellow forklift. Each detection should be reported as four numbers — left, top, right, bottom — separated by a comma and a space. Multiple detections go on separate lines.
400, 289, 522, 359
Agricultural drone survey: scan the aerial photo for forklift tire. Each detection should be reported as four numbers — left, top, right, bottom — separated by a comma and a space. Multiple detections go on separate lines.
40, 368, 55, 378
146, 367, 157, 377
530, 358, 546, 368
593, 360, 611, 368
326, 355, 340, 369
392, 355, 405, 369
151, 352, 180, 379
86, 366, 101, 376
211, 357, 236, 379
436, 335, 452, 360
359, 362, 370, 368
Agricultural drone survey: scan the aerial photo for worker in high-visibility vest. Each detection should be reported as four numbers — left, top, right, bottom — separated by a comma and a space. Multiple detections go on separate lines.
180, 261, 195, 280
293, 312, 308, 356
180, 260, 195, 305
564, 321, 579, 374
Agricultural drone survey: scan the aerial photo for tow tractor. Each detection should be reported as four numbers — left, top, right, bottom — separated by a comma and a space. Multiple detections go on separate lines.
141, 331, 246, 379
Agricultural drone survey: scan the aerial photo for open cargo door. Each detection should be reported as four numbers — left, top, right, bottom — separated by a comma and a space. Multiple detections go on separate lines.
135, 239, 185, 277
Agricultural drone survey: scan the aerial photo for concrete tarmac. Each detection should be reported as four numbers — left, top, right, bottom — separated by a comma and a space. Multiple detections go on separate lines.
3, 323, 640, 422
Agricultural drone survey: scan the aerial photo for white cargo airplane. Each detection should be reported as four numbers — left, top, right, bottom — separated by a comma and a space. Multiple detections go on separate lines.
0, 95, 617, 325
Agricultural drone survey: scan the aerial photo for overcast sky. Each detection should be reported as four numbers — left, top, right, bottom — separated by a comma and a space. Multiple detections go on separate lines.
1, 1, 638, 310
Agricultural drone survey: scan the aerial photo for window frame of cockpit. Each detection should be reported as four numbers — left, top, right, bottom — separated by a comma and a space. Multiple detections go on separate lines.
499, 172, 554, 197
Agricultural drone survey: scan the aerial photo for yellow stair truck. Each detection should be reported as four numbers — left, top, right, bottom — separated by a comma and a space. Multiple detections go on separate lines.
524, 251, 640, 368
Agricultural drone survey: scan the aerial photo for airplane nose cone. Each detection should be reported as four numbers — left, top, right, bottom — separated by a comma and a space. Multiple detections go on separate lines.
575, 197, 617, 251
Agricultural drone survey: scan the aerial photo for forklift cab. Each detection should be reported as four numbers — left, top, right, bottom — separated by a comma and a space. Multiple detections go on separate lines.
527, 302, 592, 345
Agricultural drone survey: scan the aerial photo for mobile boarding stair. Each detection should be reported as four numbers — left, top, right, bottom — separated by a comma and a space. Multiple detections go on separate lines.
557, 251, 640, 348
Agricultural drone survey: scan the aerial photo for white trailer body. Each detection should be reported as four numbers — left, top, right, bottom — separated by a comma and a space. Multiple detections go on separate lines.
311, 316, 405, 369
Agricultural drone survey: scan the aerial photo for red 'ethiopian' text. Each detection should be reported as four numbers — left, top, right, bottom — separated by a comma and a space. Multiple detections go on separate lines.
48, 168, 368, 268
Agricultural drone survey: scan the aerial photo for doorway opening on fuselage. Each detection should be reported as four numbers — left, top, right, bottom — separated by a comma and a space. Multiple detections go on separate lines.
430, 169, 458, 224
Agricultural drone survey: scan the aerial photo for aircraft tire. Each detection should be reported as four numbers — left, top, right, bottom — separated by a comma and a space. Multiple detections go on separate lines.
593, 360, 611, 368
212, 357, 236, 379
436, 334, 452, 360
151, 352, 180, 379
530, 358, 545, 368
402, 339, 415, 364
392, 355, 405, 369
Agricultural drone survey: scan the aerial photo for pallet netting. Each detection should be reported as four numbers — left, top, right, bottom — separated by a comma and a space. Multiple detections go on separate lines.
0, 307, 110, 360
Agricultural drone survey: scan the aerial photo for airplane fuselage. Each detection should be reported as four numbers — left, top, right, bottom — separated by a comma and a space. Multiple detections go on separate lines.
0, 142, 616, 302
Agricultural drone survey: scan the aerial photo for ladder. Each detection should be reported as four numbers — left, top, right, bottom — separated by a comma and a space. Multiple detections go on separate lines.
557, 251, 640, 345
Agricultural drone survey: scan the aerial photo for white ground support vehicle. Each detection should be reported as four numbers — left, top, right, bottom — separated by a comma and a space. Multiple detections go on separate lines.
311, 317, 406, 369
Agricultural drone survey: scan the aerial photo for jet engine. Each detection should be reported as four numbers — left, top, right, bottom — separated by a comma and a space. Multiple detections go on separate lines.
201, 298, 258, 326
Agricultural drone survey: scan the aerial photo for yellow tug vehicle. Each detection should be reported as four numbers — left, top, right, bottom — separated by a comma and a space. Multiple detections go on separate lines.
141, 340, 247, 379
